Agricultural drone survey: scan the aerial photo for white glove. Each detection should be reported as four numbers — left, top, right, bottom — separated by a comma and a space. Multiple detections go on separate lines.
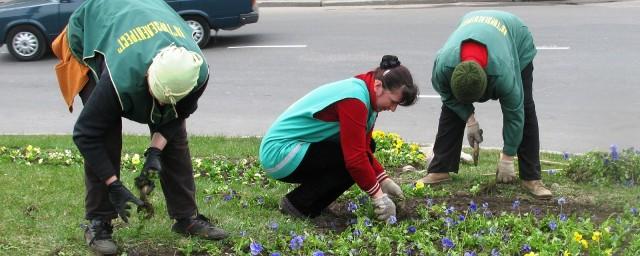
496, 159, 516, 183
380, 179, 404, 199
466, 121, 483, 148
373, 194, 396, 221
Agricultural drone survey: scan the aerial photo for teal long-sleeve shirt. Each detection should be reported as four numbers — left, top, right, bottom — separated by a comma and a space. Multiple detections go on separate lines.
431, 10, 537, 155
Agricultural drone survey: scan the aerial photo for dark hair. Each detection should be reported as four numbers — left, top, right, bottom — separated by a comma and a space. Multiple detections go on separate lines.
374, 55, 419, 106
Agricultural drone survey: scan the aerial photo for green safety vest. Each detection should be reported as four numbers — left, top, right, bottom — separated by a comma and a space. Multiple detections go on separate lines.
432, 10, 537, 155
67, 0, 208, 125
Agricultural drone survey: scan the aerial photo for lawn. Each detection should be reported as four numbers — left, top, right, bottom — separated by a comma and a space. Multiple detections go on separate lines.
0, 134, 638, 255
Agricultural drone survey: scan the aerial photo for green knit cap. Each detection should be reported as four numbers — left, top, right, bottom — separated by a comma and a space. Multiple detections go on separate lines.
450, 61, 487, 103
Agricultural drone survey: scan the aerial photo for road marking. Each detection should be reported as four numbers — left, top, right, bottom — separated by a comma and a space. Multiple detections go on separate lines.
536, 46, 570, 50
228, 45, 307, 49
419, 95, 440, 99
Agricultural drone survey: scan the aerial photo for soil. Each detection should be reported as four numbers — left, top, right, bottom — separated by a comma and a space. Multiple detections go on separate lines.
125, 184, 622, 255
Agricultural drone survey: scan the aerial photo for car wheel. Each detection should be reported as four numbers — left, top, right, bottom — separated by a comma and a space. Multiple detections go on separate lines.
184, 16, 210, 48
6, 25, 47, 61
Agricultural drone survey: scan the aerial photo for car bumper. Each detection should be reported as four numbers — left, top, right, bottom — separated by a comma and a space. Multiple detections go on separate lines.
239, 11, 258, 25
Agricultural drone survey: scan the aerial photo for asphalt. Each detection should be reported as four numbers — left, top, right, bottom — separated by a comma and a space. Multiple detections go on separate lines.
256, 0, 621, 7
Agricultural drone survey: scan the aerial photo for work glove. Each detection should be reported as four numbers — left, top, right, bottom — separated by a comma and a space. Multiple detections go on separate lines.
373, 194, 396, 221
496, 158, 517, 183
108, 180, 144, 223
466, 121, 483, 148
380, 179, 405, 200
143, 147, 162, 174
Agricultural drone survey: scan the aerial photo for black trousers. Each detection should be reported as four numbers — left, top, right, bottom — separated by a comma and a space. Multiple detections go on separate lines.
428, 62, 541, 180
279, 141, 355, 218
80, 70, 198, 221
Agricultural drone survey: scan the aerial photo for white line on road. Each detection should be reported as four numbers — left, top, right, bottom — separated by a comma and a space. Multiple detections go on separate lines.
228, 45, 307, 49
536, 46, 570, 50
419, 95, 440, 99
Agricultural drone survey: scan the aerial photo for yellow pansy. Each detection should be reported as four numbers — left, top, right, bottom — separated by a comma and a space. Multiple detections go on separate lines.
26, 145, 33, 151
194, 158, 203, 168
372, 130, 384, 139
563, 250, 570, 256
415, 181, 425, 190
410, 143, 420, 152
524, 252, 538, 256
580, 239, 588, 249
605, 248, 613, 256
592, 231, 602, 242
573, 232, 583, 242
132, 153, 141, 165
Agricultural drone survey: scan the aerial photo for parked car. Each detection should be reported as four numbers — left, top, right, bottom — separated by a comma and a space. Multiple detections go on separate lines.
0, 0, 258, 61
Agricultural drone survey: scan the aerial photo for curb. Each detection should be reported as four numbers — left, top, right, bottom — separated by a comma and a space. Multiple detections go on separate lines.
256, 0, 623, 7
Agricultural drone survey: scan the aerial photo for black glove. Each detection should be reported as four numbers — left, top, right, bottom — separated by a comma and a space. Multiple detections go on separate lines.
108, 180, 144, 223
143, 147, 162, 174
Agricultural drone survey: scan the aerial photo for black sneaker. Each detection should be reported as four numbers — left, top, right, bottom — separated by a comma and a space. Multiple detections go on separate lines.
84, 218, 117, 255
172, 214, 228, 240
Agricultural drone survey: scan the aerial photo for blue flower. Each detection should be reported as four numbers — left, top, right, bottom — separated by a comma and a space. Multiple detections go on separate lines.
490, 248, 500, 256
557, 197, 566, 206
482, 202, 489, 210
250, 241, 263, 256
441, 237, 455, 250
444, 217, 454, 227
548, 220, 557, 231
610, 144, 619, 161
204, 195, 213, 203
548, 169, 558, 175
312, 250, 324, 256
464, 251, 477, 256
563, 151, 570, 160
445, 206, 455, 215
469, 201, 478, 212
256, 197, 265, 205
268, 221, 278, 231
348, 218, 358, 225
520, 244, 531, 253
483, 210, 493, 218
347, 201, 358, 213
239, 230, 247, 237
364, 218, 373, 227
512, 200, 520, 210
270, 253, 281, 256
407, 226, 417, 234
458, 215, 466, 221
560, 213, 568, 222
631, 207, 639, 215
358, 195, 369, 205
352, 229, 362, 237
387, 215, 397, 225
223, 194, 233, 201
425, 198, 434, 207
289, 235, 304, 250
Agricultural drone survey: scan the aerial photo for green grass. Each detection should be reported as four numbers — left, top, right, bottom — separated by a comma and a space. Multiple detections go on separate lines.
0, 135, 638, 255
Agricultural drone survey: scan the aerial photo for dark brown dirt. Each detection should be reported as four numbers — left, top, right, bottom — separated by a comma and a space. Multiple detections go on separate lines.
125, 186, 622, 255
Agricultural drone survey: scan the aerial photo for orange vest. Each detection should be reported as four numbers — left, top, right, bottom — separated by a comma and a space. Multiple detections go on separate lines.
52, 26, 90, 112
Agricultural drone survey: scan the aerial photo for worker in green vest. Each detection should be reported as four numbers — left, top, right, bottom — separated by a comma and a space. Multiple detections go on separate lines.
260, 55, 419, 222
55, 0, 227, 254
418, 10, 552, 199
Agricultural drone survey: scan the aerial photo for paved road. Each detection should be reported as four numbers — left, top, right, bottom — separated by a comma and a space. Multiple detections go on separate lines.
1, 1, 638, 154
